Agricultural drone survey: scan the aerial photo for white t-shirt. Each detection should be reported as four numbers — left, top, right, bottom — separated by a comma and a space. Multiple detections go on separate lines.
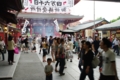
98, 47, 103, 53
89, 38, 93, 43
113, 40, 119, 45
44, 65, 53, 73
0, 41, 5, 49
67, 41, 73, 50
102, 49, 115, 75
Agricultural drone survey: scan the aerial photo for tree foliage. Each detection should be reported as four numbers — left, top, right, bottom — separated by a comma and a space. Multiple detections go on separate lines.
110, 16, 120, 23
96, 17, 103, 20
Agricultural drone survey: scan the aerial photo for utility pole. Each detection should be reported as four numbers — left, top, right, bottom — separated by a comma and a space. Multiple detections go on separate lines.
93, 0, 96, 40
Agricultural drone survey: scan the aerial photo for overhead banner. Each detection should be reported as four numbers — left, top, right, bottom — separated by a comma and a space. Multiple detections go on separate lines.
22, 0, 74, 14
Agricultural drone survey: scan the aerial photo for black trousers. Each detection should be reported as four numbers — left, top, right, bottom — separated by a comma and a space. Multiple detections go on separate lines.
59, 58, 65, 74
0, 50, 4, 60
55, 58, 60, 67
78, 60, 83, 72
46, 74, 52, 80
8, 50, 14, 62
43, 49, 47, 57
99, 73, 115, 80
80, 68, 94, 80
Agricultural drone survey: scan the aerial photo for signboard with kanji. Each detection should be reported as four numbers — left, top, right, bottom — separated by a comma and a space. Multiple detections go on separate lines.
22, 0, 74, 14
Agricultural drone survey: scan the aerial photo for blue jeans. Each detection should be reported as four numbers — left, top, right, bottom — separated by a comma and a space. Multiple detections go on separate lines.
0, 50, 4, 60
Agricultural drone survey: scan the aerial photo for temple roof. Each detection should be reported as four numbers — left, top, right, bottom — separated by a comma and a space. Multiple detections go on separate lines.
18, 13, 84, 19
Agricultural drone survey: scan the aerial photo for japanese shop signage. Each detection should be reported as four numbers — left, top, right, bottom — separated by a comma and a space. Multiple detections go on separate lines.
22, 0, 74, 13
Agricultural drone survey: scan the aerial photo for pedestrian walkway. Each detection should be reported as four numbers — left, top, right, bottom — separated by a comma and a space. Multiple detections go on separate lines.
7, 52, 45, 80
0, 52, 20, 79
36, 44, 120, 80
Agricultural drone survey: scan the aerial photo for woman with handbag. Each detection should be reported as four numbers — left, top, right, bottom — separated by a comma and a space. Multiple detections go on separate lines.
57, 38, 65, 76
7, 35, 15, 65
41, 38, 48, 62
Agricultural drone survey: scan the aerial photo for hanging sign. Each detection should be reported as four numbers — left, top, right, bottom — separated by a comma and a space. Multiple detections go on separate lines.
22, 0, 74, 14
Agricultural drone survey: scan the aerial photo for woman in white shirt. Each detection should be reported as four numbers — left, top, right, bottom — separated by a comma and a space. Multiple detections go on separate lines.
0, 36, 5, 61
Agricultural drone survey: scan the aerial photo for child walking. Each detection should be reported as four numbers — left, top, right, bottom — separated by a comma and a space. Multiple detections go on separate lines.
45, 58, 53, 80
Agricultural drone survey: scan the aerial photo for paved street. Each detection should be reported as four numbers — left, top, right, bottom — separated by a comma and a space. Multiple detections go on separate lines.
0, 44, 120, 80
36, 44, 120, 80
2, 51, 45, 80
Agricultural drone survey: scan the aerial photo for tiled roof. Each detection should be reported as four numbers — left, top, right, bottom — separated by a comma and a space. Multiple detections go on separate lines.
95, 20, 120, 30
68, 19, 108, 31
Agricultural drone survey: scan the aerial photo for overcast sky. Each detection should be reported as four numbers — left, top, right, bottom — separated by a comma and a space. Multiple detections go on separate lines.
70, 1, 120, 23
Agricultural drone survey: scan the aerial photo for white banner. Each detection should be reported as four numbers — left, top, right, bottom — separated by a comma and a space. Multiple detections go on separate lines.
54, 19, 59, 32
22, 19, 29, 34
22, 0, 74, 13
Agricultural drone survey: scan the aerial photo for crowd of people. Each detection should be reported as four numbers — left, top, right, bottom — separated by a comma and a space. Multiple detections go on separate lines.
34, 35, 119, 80
0, 34, 120, 80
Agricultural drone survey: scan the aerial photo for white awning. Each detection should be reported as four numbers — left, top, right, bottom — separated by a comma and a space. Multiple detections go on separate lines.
96, 20, 120, 30
18, 13, 84, 19
68, 19, 106, 31
60, 29, 76, 33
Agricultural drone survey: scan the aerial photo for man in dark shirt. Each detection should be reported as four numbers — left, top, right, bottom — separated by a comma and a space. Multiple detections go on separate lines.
92, 36, 100, 56
24, 36, 29, 53
48, 36, 53, 54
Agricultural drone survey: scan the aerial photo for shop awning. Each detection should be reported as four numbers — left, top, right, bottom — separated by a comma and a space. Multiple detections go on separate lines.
9, 26, 21, 32
59, 29, 76, 34
68, 19, 108, 31
59, 29, 76, 33
95, 20, 120, 30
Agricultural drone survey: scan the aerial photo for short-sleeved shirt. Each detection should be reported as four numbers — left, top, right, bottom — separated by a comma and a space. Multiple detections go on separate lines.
102, 49, 115, 75
44, 65, 53, 73
7, 40, 15, 50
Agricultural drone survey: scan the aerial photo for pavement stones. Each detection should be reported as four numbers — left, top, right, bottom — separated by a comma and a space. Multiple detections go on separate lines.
0, 52, 21, 79
0, 51, 45, 80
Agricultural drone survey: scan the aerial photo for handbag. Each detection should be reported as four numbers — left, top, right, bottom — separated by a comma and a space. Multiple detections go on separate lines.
92, 56, 100, 68
14, 47, 19, 54
60, 53, 65, 58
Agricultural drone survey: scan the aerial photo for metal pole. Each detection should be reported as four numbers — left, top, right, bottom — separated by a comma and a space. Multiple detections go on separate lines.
93, 0, 95, 39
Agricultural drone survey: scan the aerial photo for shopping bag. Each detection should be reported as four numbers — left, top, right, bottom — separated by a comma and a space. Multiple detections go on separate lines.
14, 47, 19, 54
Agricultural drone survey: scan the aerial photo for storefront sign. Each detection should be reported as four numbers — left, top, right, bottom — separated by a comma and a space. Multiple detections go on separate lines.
22, 0, 74, 13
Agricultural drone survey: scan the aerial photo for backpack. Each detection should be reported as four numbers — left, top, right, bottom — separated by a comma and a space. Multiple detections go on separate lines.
92, 56, 100, 68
